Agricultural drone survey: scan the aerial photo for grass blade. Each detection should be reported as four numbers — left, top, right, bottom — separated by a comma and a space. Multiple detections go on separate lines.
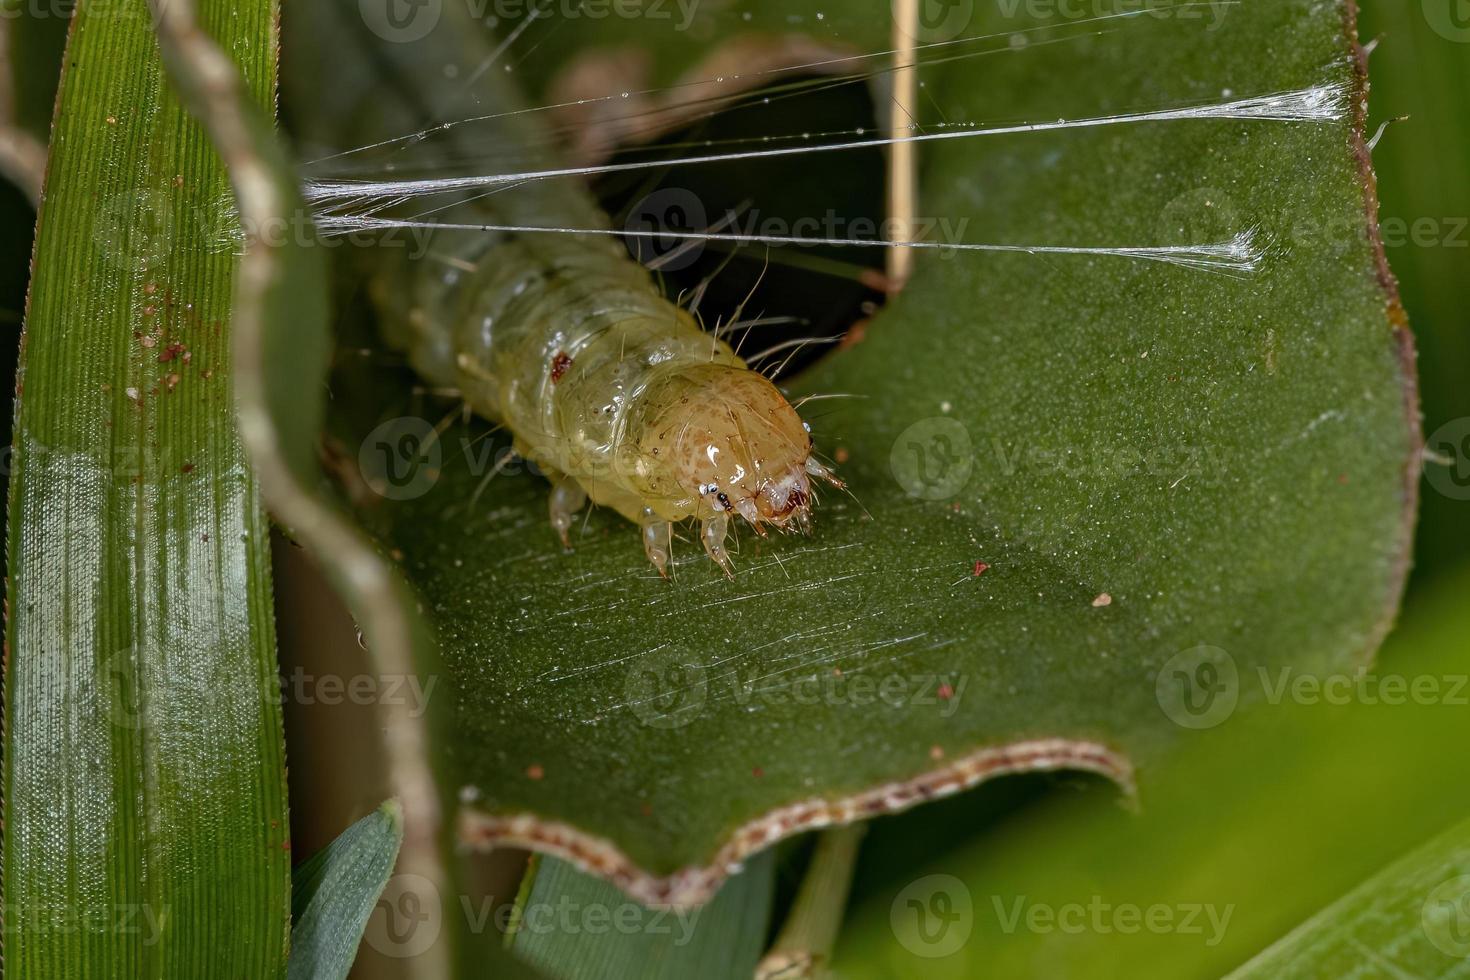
1227, 813, 1470, 978
2, 0, 289, 975
289, 802, 404, 980
148, 0, 466, 975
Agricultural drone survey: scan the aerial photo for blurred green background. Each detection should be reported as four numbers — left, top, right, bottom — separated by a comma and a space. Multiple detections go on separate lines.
1357, 0, 1470, 585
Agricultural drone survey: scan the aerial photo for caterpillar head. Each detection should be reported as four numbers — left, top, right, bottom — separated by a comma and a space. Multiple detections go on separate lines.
641, 365, 842, 531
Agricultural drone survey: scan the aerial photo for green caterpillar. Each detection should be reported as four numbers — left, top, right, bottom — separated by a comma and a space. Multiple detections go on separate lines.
289, 0, 842, 577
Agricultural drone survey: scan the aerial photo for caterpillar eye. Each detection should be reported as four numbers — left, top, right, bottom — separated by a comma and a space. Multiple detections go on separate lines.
802, 421, 812, 433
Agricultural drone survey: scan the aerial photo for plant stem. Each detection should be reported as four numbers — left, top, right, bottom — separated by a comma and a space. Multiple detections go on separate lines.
756, 824, 867, 979
887, 0, 918, 290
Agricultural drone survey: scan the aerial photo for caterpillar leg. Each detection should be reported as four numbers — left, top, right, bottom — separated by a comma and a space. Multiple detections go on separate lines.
641, 512, 674, 579
549, 479, 589, 549
701, 513, 735, 580
805, 457, 846, 490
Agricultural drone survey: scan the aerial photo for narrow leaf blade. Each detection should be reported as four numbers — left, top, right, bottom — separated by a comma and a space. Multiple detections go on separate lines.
289, 802, 404, 980
2, 0, 290, 975
1228, 814, 1470, 979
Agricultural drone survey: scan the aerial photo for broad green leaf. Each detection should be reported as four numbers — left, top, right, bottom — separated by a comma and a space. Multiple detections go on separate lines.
829, 563, 1470, 978
289, 802, 404, 980
305, 0, 1415, 903
1, 0, 289, 975
1227, 813, 1470, 979
509, 853, 775, 980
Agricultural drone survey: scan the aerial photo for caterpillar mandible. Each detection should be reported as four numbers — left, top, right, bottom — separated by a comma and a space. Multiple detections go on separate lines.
298, 0, 843, 578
